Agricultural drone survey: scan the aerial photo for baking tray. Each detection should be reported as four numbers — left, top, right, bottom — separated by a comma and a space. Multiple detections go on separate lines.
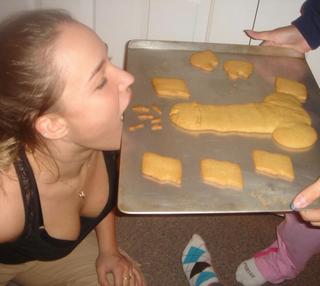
118, 40, 320, 214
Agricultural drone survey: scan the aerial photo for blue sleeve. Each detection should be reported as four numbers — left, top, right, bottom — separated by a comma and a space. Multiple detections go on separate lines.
292, 0, 320, 49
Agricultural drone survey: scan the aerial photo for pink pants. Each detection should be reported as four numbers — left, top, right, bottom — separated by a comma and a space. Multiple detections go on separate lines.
255, 213, 320, 284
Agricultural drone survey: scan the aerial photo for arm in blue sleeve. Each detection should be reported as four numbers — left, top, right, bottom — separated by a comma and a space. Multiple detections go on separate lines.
292, 0, 320, 49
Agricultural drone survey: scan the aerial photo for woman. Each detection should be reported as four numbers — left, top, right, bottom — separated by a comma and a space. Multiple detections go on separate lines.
236, 0, 320, 285
0, 9, 144, 286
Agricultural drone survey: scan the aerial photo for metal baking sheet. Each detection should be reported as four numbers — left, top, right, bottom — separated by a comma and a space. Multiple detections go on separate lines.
118, 40, 320, 214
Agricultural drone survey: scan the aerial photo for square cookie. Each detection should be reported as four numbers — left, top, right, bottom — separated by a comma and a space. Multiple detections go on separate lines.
142, 152, 182, 186
252, 149, 295, 181
152, 77, 190, 99
275, 77, 307, 102
200, 158, 243, 191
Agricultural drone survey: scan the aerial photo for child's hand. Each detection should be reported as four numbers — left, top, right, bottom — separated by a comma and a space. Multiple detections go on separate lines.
245, 25, 311, 53
292, 178, 320, 227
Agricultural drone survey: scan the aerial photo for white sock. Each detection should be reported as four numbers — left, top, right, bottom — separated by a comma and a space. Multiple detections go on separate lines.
182, 234, 222, 286
236, 258, 266, 286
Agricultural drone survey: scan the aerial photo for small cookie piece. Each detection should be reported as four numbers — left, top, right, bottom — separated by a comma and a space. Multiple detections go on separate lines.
137, 114, 154, 121
142, 152, 182, 186
132, 105, 150, 113
223, 60, 253, 80
151, 104, 162, 115
151, 117, 161, 124
272, 124, 317, 149
128, 123, 144, 132
275, 77, 307, 102
152, 77, 190, 99
151, 124, 162, 131
252, 150, 295, 182
190, 50, 219, 71
200, 158, 243, 191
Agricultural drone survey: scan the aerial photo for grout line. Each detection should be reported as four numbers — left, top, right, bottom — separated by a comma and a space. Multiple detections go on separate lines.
92, 0, 96, 31
146, 0, 151, 39
250, 0, 260, 46
205, 0, 216, 42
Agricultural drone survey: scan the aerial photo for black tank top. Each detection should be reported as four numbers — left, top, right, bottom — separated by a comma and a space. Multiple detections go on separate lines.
0, 149, 118, 264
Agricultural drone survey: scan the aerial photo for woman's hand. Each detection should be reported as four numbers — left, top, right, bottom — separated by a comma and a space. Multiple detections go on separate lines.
292, 178, 320, 227
245, 25, 311, 53
96, 251, 145, 286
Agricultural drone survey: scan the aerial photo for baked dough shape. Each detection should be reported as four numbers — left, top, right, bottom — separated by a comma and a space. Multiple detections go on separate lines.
201, 158, 243, 191
132, 105, 150, 113
152, 77, 190, 99
275, 77, 307, 103
223, 60, 253, 80
169, 92, 316, 150
190, 50, 219, 71
151, 104, 162, 115
151, 118, 161, 124
272, 124, 318, 149
252, 150, 295, 182
151, 124, 162, 131
142, 152, 182, 186
128, 123, 144, 132
137, 114, 154, 121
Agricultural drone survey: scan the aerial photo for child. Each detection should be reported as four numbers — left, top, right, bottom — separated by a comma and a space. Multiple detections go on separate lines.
236, 0, 320, 285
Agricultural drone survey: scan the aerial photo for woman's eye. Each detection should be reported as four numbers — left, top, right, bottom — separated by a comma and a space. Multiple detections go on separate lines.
96, 78, 107, 90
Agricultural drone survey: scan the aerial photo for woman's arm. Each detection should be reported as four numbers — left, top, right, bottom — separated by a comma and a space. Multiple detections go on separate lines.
94, 209, 144, 286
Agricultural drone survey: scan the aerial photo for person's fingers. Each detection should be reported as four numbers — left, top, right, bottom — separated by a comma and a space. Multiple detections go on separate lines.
128, 271, 135, 286
96, 267, 110, 286
279, 43, 307, 54
292, 180, 320, 210
299, 208, 320, 224
260, 40, 277, 47
115, 271, 127, 286
310, 221, 320, 227
245, 29, 274, 41
131, 267, 144, 286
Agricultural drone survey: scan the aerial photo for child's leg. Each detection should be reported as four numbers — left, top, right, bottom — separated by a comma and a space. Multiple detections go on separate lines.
236, 213, 320, 285
182, 234, 223, 286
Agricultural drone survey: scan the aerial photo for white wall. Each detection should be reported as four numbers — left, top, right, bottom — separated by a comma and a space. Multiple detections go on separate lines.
0, 0, 319, 86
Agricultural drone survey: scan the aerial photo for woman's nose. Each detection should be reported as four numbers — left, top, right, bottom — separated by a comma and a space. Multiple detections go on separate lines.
117, 68, 135, 92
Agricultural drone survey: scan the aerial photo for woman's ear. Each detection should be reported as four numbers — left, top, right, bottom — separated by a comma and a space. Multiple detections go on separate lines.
35, 114, 68, 139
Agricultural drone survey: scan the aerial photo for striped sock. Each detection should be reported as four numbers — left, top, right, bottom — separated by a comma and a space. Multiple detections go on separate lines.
182, 234, 222, 286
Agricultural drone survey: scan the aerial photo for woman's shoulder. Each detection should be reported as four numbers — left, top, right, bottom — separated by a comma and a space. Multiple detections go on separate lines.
0, 168, 25, 243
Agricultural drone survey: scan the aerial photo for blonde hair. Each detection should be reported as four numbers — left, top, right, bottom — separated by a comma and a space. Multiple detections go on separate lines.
0, 9, 76, 170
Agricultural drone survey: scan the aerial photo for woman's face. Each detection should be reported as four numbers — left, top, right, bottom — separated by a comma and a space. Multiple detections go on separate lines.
54, 22, 134, 150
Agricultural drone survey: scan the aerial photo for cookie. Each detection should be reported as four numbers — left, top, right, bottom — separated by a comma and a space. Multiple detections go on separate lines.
142, 152, 182, 186
252, 150, 295, 182
223, 60, 253, 80
190, 50, 219, 71
169, 90, 315, 149
152, 77, 190, 99
275, 77, 307, 102
201, 158, 243, 191
272, 124, 317, 149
